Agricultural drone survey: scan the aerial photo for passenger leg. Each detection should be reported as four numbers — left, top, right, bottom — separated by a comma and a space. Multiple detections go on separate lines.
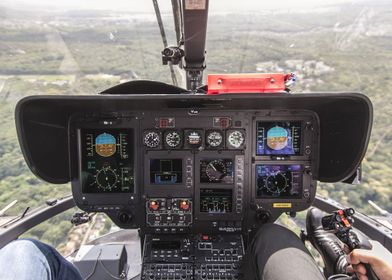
242, 223, 325, 280
0, 239, 82, 280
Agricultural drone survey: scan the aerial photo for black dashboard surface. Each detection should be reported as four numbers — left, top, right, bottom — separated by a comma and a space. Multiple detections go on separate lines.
16, 93, 372, 185
14, 92, 372, 232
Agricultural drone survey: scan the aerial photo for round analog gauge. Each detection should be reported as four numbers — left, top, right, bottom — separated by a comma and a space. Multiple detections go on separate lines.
187, 131, 202, 146
95, 166, 118, 191
144, 131, 160, 148
265, 173, 288, 195
207, 131, 223, 147
205, 160, 227, 182
228, 130, 245, 148
165, 131, 182, 148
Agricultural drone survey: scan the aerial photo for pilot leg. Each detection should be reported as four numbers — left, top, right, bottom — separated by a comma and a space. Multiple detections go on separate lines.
0, 238, 82, 280
242, 223, 325, 280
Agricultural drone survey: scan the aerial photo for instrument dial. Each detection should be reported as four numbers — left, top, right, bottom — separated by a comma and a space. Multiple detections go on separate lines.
205, 160, 227, 182
95, 166, 118, 191
144, 131, 160, 148
265, 173, 288, 195
227, 130, 245, 148
206, 131, 223, 148
165, 131, 182, 148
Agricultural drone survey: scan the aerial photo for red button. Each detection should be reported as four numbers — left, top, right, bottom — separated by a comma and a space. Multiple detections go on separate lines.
149, 201, 159, 211
202, 235, 209, 241
180, 200, 190, 211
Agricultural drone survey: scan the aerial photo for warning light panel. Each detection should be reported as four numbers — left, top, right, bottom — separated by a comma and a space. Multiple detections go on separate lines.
159, 118, 175, 128
213, 117, 232, 129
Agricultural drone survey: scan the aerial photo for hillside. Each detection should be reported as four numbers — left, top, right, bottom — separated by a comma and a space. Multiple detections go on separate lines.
0, 1, 391, 249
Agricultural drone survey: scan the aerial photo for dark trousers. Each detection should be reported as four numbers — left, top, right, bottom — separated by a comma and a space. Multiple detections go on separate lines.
242, 223, 326, 280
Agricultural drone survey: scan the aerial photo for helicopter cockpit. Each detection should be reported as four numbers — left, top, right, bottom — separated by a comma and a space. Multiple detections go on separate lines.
0, 1, 391, 280
10, 84, 372, 279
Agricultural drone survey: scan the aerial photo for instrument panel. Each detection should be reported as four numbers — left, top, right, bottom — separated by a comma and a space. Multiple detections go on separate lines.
69, 109, 319, 233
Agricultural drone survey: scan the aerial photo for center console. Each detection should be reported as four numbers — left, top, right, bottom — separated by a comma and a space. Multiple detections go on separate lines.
68, 108, 319, 279
141, 234, 244, 280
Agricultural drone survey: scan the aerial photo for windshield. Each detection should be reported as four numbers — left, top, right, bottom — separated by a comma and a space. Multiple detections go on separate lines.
0, 0, 391, 251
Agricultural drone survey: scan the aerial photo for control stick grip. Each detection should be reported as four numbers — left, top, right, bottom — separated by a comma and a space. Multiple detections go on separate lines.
321, 209, 379, 280
363, 264, 379, 280
355, 236, 379, 280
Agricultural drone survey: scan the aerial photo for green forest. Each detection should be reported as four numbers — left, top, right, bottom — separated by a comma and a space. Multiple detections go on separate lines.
0, 1, 391, 249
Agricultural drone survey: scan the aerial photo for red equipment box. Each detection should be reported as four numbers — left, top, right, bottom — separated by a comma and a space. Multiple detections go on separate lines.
207, 73, 293, 95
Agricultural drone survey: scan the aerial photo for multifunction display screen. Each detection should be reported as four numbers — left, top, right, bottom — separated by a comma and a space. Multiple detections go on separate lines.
200, 188, 232, 213
200, 159, 234, 184
256, 121, 302, 155
256, 165, 302, 198
81, 129, 134, 193
150, 159, 183, 184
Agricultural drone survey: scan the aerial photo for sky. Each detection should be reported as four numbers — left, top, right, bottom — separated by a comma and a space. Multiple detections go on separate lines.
2, 0, 364, 13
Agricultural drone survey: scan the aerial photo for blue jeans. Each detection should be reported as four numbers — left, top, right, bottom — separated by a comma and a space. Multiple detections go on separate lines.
0, 239, 82, 280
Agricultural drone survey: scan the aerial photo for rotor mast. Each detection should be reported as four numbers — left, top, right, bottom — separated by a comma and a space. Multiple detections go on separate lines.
180, 0, 209, 91
153, 0, 209, 91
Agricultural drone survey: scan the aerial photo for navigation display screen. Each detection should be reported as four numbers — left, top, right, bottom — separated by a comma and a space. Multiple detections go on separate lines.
80, 129, 134, 193
150, 159, 183, 184
256, 121, 302, 155
256, 165, 302, 198
200, 188, 232, 214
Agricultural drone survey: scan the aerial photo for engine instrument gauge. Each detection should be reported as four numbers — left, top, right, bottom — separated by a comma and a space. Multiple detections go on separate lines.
144, 131, 160, 148
205, 160, 227, 182
200, 159, 234, 183
206, 130, 223, 148
200, 189, 232, 213
95, 165, 118, 191
165, 131, 182, 148
227, 130, 245, 149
